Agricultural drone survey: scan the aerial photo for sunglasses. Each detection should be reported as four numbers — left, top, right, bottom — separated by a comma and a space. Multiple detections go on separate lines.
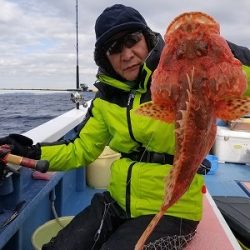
106, 31, 143, 56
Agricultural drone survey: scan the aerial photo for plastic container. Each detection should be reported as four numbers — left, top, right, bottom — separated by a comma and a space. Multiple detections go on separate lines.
86, 146, 120, 189
31, 216, 74, 250
206, 154, 219, 175
213, 126, 250, 164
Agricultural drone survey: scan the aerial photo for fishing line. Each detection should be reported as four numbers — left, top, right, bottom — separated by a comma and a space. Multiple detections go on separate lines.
124, 127, 155, 191
91, 201, 113, 250
139, 131, 155, 162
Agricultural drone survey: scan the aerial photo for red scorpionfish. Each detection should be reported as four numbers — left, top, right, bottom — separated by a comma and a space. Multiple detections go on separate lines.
135, 11, 250, 249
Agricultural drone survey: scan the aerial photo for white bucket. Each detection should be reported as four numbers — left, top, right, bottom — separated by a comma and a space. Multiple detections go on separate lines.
86, 146, 120, 189
31, 216, 74, 250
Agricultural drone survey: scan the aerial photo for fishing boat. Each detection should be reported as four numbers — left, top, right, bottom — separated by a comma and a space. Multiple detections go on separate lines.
0, 98, 249, 250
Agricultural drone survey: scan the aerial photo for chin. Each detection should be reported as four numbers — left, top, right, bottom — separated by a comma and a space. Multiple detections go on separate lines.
124, 71, 139, 81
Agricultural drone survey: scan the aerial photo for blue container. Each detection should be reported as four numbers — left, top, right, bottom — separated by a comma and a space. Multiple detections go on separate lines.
206, 154, 219, 175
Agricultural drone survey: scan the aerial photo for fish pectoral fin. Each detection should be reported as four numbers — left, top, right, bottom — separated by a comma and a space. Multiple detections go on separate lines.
135, 101, 175, 123
215, 96, 250, 120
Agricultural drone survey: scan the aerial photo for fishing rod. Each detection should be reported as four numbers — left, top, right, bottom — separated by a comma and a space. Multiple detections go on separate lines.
71, 0, 88, 109
0, 146, 49, 173
76, 0, 79, 91
73, 0, 80, 110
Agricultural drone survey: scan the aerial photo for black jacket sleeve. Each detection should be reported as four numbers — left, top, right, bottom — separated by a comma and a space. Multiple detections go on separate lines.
227, 40, 250, 66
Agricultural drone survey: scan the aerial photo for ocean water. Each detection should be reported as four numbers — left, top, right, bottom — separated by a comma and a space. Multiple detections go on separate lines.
0, 90, 95, 137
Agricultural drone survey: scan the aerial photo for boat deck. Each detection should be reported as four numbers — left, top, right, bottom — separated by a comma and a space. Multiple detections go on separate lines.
205, 162, 250, 198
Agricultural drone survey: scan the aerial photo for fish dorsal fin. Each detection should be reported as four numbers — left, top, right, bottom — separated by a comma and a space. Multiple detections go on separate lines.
136, 101, 175, 123
215, 96, 250, 120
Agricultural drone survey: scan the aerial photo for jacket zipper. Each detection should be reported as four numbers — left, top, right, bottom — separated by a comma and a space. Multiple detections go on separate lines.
126, 90, 142, 145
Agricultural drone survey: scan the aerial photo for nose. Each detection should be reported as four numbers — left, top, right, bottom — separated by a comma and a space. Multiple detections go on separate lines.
120, 46, 134, 60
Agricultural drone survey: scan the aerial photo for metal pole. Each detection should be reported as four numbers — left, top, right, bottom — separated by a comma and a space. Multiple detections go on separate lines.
76, 0, 79, 90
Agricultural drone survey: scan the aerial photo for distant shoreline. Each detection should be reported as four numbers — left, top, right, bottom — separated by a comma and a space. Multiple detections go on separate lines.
0, 88, 94, 92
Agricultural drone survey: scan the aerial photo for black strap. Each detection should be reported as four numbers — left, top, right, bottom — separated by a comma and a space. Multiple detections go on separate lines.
122, 150, 174, 165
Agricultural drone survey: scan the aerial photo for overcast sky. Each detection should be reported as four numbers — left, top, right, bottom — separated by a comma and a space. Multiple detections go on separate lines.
0, 0, 250, 90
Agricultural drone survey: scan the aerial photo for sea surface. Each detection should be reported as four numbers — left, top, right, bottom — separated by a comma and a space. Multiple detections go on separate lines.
0, 90, 95, 137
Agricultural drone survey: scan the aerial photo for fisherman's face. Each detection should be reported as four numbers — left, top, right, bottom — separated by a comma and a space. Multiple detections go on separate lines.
106, 31, 149, 81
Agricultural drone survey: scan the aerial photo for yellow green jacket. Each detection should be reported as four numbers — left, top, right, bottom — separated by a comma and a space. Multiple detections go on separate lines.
40, 38, 250, 221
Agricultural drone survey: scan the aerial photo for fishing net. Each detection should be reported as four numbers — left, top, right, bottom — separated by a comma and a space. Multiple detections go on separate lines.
143, 231, 196, 250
